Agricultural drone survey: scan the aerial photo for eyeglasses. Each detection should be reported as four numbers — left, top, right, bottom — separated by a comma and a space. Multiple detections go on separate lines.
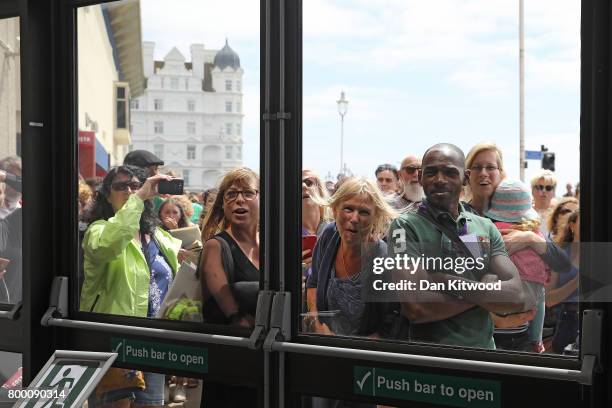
111, 181, 142, 192
302, 178, 317, 187
469, 165, 500, 173
224, 189, 259, 201
401, 165, 421, 174
535, 184, 554, 192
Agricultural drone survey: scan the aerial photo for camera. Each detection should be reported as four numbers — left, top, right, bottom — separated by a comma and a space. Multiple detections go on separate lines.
158, 179, 184, 195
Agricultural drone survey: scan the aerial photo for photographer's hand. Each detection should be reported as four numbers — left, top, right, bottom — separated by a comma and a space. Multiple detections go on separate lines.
136, 174, 172, 201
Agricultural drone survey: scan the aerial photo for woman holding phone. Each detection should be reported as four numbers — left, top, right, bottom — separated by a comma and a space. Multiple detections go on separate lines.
81, 165, 181, 408
301, 170, 331, 275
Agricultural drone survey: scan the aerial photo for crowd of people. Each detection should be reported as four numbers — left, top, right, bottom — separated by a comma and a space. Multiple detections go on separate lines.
74, 143, 581, 407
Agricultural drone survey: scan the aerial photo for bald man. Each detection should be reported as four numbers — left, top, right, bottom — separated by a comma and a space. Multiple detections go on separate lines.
393, 154, 424, 210
387, 143, 524, 349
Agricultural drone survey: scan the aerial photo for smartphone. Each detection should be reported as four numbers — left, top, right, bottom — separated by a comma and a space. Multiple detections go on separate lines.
302, 235, 317, 259
158, 179, 184, 195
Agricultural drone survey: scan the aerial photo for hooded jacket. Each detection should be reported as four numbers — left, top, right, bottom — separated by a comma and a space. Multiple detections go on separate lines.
80, 194, 181, 317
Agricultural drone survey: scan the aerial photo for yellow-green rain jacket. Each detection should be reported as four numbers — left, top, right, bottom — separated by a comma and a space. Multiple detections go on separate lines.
80, 194, 181, 317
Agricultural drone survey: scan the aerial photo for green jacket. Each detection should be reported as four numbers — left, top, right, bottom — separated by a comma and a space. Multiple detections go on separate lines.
80, 194, 181, 317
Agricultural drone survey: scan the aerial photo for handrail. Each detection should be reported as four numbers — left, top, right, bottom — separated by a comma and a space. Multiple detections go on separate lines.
0, 301, 21, 320
271, 341, 596, 385
41, 277, 273, 350
43, 316, 256, 348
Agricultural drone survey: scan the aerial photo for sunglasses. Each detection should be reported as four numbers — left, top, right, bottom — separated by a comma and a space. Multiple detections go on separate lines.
111, 181, 143, 192
535, 184, 554, 192
558, 207, 573, 215
401, 165, 421, 174
224, 189, 258, 201
302, 178, 317, 187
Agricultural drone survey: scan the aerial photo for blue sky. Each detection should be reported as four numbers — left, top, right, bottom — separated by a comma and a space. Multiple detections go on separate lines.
140, 0, 580, 190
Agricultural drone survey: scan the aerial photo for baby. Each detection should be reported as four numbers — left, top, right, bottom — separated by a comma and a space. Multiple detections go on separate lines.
485, 179, 550, 353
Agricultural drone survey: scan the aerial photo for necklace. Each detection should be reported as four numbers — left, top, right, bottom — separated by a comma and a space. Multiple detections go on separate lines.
339, 244, 361, 281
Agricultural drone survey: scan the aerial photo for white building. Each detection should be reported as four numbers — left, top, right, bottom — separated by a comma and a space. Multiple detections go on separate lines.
130, 40, 244, 190
77, 1, 145, 177
0, 17, 20, 159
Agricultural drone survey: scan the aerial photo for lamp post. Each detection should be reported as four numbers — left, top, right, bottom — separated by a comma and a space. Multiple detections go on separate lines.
337, 90, 349, 178
519, 0, 525, 181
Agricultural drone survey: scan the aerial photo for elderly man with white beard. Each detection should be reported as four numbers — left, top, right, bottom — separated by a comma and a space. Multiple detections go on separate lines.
392, 154, 424, 211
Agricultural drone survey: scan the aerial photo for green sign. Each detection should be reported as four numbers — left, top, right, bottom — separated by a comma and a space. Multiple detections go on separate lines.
111, 337, 208, 373
354, 366, 500, 408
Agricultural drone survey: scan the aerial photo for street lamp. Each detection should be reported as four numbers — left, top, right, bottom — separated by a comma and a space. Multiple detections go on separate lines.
337, 90, 349, 177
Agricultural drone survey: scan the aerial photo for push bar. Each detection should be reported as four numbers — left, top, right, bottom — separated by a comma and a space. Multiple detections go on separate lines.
41, 277, 272, 349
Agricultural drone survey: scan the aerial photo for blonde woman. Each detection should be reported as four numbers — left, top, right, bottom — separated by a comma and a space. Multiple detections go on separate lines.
301, 169, 332, 272
305, 177, 396, 337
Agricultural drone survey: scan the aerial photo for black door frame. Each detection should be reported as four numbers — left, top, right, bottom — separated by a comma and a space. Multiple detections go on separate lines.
2, 0, 612, 406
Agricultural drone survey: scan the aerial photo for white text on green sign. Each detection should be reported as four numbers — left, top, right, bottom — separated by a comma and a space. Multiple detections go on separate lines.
354, 366, 500, 408
111, 338, 208, 373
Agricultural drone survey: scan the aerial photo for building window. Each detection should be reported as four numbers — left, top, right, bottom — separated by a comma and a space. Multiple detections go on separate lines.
154, 121, 164, 134
236, 123, 242, 136
154, 144, 164, 159
225, 123, 232, 135
236, 102, 241, 113
188, 100, 195, 112
187, 145, 196, 160
236, 80, 242, 92
171, 77, 179, 89
187, 122, 196, 134
115, 83, 129, 130
154, 99, 163, 111
185, 78, 189, 90
225, 79, 232, 91
225, 101, 232, 113
130, 99, 139, 109
183, 169, 190, 186
236, 146, 242, 159
225, 145, 233, 159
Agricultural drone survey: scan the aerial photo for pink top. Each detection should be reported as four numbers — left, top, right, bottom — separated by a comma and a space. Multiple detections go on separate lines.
494, 221, 550, 285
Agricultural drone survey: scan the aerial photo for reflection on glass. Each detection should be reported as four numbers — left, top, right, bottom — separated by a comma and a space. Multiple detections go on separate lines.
77, 1, 260, 405
302, 1, 581, 355
0, 17, 22, 306
87, 366, 202, 407
76, 0, 261, 331
0, 351, 22, 407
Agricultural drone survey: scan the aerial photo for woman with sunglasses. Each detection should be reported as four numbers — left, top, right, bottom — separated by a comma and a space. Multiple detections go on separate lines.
81, 165, 181, 408
547, 197, 579, 242
531, 170, 558, 236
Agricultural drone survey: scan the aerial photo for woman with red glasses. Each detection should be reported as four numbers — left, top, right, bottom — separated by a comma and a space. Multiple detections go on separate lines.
81, 165, 181, 408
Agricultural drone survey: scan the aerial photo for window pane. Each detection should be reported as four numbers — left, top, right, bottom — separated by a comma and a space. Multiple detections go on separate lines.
76, 1, 260, 330
0, 17, 22, 306
302, 0, 581, 355
0, 351, 22, 407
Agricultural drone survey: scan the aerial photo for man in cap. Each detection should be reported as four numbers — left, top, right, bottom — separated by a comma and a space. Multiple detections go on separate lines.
123, 150, 164, 177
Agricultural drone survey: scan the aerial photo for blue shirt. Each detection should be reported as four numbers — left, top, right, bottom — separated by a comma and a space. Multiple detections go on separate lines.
143, 236, 174, 317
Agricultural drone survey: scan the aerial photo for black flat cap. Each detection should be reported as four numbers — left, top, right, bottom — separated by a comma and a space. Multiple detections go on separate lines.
123, 150, 164, 168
